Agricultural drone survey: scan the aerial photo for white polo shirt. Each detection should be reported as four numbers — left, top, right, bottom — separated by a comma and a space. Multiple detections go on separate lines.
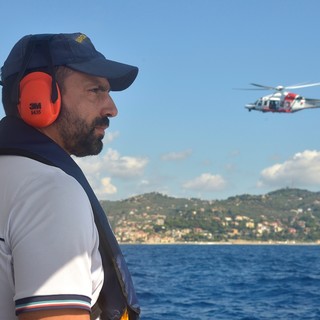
0, 156, 104, 319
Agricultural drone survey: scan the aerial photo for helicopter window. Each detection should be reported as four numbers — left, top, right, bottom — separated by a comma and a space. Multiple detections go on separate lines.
269, 100, 278, 110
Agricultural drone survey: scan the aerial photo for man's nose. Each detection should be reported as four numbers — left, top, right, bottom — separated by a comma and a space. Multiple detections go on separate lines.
103, 94, 118, 117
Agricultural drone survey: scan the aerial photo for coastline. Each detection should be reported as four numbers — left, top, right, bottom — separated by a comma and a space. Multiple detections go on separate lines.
120, 240, 320, 246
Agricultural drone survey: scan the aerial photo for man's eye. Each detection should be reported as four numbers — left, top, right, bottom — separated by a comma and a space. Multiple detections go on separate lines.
89, 88, 101, 94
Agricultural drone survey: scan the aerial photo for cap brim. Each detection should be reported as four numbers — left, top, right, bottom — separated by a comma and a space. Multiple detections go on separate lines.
67, 57, 138, 91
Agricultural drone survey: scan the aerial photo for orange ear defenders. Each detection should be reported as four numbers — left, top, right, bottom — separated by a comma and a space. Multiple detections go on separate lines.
18, 72, 61, 128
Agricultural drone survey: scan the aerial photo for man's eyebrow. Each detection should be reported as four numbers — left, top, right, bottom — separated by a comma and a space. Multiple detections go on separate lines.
85, 80, 111, 92
97, 85, 110, 92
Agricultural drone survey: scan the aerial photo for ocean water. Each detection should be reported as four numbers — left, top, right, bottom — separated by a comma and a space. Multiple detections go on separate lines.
121, 244, 320, 320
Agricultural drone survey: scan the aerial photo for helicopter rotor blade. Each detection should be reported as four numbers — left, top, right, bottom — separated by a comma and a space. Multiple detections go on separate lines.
285, 82, 320, 90
250, 83, 277, 90
233, 83, 276, 90
233, 87, 269, 91
235, 82, 320, 92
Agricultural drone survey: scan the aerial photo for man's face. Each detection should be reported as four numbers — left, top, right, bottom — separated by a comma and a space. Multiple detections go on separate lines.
54, 70, 118, 157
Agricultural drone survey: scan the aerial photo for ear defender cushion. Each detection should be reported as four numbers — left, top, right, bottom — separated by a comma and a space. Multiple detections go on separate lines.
18, 72, 61, 128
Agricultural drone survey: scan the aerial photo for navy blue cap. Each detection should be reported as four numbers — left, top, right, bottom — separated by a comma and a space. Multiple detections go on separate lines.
1, 33, 138, 91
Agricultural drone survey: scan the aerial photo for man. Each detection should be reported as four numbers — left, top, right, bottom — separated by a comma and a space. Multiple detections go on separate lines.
0, 33, 140, 320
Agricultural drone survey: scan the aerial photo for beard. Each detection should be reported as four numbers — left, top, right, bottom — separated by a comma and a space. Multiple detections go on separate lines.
55, 106, 109, 157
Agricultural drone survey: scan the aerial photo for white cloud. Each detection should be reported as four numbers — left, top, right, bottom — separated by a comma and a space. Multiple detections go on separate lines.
103, 148, 148, 178
138, 179, 150, 186
75, 148, 148, 178
258, 150, 320, 188
74, 148, 149, 198
95, 177, 118, 198
182, 173, 227, 192
103, 131, 119, 144
73, 158, 102, 176
161, 149, 192, 161
101, 177, 117, 192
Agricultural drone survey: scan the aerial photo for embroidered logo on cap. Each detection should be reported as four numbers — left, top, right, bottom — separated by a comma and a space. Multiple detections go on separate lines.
75, 34, 87, 43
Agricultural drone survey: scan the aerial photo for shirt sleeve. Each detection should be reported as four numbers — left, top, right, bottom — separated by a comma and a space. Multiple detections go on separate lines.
8, 165, 102, 315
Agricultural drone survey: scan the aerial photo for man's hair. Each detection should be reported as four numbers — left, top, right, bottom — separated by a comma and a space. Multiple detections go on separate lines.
1, 66, 73, 117
2, 73, 20, 116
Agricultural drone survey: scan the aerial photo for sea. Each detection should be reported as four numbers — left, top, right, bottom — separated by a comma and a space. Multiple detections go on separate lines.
121, 244, 320, 320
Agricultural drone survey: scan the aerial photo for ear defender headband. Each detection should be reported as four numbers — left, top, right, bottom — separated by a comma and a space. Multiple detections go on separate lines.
14, 35, 61, 128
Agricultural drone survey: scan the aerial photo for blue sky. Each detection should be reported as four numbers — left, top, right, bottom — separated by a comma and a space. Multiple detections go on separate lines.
2, 0, 320, 201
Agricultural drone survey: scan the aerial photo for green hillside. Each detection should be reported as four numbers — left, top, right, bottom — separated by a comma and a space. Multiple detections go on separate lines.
100, 188, 320, 243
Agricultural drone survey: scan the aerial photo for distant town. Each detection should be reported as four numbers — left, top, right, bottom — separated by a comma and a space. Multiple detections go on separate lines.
101, 188, 320, 245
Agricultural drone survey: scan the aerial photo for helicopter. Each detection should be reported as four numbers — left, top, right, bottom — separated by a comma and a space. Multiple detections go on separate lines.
243, 83, 320, 113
